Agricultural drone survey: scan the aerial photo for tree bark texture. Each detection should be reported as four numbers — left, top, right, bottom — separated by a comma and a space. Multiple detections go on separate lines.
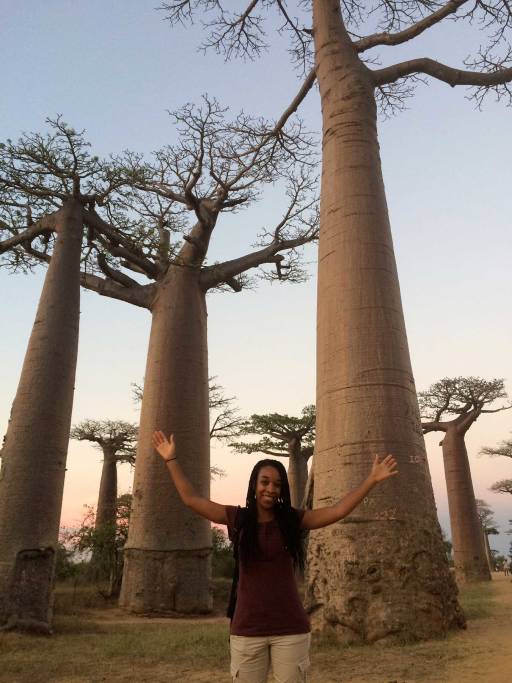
441, 428, 490, 583
0, 199, 82, 631
119, 265, 212, 614
287, 440, 309, 508
307, 0, 464, 642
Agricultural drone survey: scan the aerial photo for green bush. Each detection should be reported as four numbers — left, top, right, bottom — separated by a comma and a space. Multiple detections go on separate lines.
211, 527, 234, 578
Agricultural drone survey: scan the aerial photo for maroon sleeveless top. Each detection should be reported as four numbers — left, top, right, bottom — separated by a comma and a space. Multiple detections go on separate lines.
225, 505, 310, 636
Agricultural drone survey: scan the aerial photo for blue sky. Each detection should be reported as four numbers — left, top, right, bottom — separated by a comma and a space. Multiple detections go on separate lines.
1, 1, 511, 554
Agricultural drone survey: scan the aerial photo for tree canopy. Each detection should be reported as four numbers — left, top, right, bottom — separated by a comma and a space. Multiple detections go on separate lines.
70, 420, 138, 465
230, 404, 315, 458
490, 479, 512, 495
476, 498, 499, 534
160, 0, 512, 114
419, 377, 511, 434
1, 95, 319, 309
480, 433, 512, 459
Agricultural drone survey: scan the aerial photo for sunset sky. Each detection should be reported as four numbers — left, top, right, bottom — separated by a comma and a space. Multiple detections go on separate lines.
1, 1, 511, 555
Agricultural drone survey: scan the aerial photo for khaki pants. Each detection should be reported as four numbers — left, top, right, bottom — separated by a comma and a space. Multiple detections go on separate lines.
230, 633, 311, 683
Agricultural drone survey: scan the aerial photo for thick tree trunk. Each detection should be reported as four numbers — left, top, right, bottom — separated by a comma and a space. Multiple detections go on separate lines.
95, 448, 118, 530
0, 200, 82, 632
287, 441, 308, 508
441, 428, 490, 583
307, 0, 464, 642
119, 265, 211, 614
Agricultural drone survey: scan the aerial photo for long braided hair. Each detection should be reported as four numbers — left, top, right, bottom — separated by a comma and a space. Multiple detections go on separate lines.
238, 459, 305, 571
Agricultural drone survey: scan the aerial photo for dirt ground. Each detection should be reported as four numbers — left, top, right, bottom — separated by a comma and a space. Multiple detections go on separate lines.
85, 574, 512, 683
1, 574, 511, 682
441, 573, 512, 683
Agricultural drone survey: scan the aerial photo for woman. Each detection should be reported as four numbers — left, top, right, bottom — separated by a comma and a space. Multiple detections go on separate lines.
152, 430, 398, 683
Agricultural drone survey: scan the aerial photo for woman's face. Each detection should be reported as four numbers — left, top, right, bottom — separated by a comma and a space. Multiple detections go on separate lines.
255, 466, 282, 510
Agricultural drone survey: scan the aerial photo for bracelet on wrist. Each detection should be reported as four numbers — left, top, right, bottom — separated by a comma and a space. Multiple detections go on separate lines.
165, 457, 177, 463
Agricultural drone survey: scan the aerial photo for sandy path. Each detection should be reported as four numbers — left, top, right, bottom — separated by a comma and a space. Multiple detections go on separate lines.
444, 573, 512, 683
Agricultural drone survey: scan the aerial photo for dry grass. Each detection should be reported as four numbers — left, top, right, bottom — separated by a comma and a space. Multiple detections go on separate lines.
0, 576, 510, 683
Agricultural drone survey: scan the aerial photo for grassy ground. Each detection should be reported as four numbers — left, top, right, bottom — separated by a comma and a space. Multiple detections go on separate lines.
0, 575, 510, 682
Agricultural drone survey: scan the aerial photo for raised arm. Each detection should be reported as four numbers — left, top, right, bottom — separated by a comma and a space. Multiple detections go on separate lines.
152, 431, 228, 525
300, 454, 398, 530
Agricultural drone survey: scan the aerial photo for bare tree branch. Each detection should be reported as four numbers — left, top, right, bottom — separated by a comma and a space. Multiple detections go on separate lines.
96, 252, 141, 289
0, 212, 57, 254
80, 271, 154, 309
82, 209, 160, 278
373, 55, 512, 91
356, 0, 469, 53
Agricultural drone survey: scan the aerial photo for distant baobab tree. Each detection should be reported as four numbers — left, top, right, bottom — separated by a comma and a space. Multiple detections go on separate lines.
70, 420, 137, 546
230, 405, 315, 507
475, 499, 499, 573
419, 377, 511, 583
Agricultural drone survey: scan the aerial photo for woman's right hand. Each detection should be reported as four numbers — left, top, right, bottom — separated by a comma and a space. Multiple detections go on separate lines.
152, 431, 176, 462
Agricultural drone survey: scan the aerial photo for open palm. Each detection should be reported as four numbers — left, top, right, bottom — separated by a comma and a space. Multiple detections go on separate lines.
152, 431, 175, 461
371, 454, 398, 482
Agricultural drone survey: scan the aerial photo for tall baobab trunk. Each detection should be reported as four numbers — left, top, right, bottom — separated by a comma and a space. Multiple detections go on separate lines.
307, 0, 463, 642
90, 446, 119, 575
95, 447, 118, 530
442, 428, 490, 582
0, 199, 82, 632
482, 528, 493, 573
119, 265, 211, 613
287, 439, 308, 508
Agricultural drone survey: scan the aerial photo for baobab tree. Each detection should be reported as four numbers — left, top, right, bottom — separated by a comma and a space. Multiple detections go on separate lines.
108, 98, 318, 615
230, 405, 315, 506
475, 499, 499, 572
70, 420, 137, 540
419, 377, 511, 583
0, 120, 122, 632
156, 0, 512, 641
5, 98, 317, 615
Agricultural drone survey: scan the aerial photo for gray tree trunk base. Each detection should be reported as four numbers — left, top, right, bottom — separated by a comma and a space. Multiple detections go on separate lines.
119, 548, 212, 614
0, 547, 55, 634
306, 524, 466, 643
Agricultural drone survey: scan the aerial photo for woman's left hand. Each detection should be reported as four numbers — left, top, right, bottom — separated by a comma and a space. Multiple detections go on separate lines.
370, 454, 399, 483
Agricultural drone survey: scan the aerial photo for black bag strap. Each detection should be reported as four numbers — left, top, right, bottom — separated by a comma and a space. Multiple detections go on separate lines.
226, 506, 245, 620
